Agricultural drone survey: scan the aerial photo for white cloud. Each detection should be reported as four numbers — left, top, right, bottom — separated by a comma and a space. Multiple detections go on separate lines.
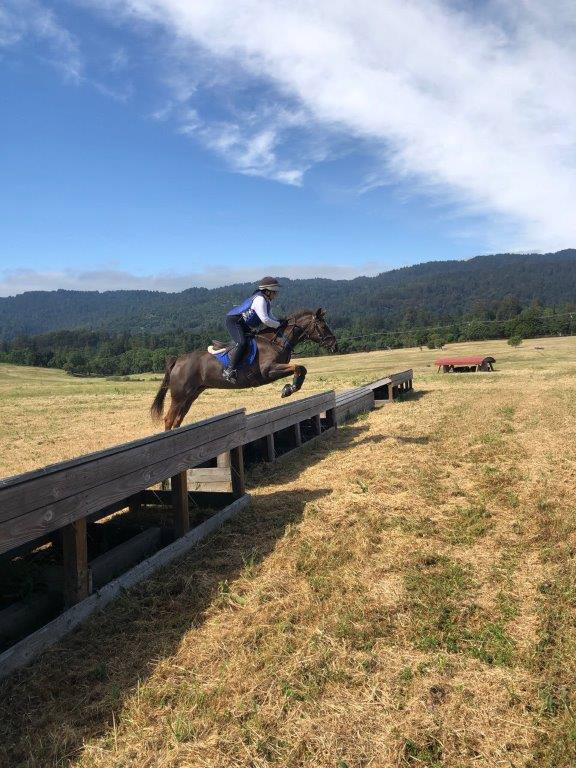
0, 262, 382, 296
196, 110, 314, 185
74, 0, 576, 249
0, 0, 82, 81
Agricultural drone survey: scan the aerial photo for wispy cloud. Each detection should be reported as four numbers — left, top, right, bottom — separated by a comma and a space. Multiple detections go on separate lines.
0, 0, 82, 81
0, 262, 382, 296
75, 0, 576, 249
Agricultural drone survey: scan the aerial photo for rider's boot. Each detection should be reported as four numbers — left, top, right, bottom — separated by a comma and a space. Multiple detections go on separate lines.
222, 367, 237, 383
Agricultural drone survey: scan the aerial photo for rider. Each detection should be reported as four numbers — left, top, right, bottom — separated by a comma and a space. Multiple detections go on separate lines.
222, 276, 282, 382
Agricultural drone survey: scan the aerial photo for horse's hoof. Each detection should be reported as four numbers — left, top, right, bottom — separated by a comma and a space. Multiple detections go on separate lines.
281, 384, 293, 398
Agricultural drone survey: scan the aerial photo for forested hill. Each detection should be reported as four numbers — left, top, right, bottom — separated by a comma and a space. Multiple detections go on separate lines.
1, 249, 576, 340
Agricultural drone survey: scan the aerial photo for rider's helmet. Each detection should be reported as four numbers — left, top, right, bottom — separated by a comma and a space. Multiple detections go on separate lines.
258, 276, 281, 294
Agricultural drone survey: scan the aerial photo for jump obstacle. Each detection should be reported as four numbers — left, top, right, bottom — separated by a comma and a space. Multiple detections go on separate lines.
0, 368, 413, 679
435, 355, 495, 373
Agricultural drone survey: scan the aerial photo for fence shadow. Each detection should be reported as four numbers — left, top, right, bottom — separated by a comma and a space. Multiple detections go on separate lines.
0, 393, 428, 765
0, 485, 330, 768
248, 420, 432, 488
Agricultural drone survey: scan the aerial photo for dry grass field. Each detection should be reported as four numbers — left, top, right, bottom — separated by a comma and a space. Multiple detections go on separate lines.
1, 337, 576, 767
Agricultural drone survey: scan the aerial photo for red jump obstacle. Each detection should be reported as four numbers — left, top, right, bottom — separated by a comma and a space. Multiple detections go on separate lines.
435, 355, 495, 373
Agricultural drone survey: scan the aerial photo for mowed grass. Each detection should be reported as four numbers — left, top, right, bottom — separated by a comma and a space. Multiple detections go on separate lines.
0, 335, 568, 477
1, 336, 576, 766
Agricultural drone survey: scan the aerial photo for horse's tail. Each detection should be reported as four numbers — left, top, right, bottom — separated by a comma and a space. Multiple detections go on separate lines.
150, 356, 177, 422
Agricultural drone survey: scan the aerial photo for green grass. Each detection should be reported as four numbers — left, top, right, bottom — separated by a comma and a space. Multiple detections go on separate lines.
404, 554, 517, 666
3, 336, 576, 766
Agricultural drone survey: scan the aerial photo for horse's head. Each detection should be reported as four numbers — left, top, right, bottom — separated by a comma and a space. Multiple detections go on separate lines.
293, 308, 338, 352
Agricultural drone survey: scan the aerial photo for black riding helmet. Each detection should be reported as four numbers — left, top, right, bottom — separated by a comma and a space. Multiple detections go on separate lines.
258, 276, 281, 294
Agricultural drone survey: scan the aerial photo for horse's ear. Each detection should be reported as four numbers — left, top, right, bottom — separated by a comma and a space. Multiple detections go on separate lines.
316, 307, 326, 319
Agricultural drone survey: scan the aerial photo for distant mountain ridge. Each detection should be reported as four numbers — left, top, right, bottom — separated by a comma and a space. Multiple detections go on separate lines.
1, 249, 575, 340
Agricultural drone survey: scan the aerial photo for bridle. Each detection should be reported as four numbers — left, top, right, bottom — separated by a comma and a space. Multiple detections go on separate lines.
271, 314, 333, 352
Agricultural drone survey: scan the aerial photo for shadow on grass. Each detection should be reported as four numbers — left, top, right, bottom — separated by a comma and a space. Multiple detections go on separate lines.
398, 388, 430, 401
0, 396, 429, 766
395, 435, 431, 445
0, 486, 329, 767
248, 418, 432, 489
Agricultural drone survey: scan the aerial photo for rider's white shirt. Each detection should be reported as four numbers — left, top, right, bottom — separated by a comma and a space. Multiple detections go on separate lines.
251, 295, 280, 328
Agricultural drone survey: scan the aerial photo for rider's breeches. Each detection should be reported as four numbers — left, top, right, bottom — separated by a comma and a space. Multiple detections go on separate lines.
226, 316, 247, 368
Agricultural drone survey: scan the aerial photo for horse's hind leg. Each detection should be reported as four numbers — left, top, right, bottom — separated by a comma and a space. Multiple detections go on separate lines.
169, 389, 203, 429
164, 401, 180, 431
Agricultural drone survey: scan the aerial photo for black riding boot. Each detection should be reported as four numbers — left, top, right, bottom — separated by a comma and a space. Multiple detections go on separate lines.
223, 318, 248, 381
222, 342, 245, 382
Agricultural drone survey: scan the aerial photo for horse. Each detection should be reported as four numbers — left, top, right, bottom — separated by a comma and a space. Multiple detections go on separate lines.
151, 308, 338, 430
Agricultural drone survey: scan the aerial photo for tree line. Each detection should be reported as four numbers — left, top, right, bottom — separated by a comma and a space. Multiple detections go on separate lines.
2, 250, 576, 342
1, 299, 574, 376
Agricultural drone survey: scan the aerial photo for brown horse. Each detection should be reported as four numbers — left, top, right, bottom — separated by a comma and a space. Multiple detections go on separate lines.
151, 308, 337, 430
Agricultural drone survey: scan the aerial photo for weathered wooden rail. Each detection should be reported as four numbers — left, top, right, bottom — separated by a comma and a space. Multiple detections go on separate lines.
0, 368, 413, 679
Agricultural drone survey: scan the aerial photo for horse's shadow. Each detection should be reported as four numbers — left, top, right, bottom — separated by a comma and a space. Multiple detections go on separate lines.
247, 419, 432, 488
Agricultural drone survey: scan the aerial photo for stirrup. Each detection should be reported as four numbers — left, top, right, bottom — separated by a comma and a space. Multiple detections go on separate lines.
222, 367, 237, 382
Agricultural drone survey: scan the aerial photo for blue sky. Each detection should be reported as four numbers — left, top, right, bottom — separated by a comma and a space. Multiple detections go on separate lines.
1, 0, 575, 295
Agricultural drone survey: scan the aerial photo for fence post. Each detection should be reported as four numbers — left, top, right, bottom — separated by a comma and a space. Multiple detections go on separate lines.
128, 491, 142, 515
313, 414, 322, 435
261, 433, 275, 462
217, 451, 230, 470
230, 445, 245, 498
62, 519, 90, 607
171, 471, 189, 537
325, 407, 336, 430
293, 422, 302, 448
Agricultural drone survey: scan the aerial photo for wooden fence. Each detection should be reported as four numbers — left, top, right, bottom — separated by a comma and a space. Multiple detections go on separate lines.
0, 368, 412, 678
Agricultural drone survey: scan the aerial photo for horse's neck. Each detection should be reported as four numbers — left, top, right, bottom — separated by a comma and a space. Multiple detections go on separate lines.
258, 321, 302, 350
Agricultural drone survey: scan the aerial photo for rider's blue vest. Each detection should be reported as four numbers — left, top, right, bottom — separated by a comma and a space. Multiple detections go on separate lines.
227, 291, 270, 329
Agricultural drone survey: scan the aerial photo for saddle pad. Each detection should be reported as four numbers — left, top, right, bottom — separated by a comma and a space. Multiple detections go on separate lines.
215, 337, 258, 369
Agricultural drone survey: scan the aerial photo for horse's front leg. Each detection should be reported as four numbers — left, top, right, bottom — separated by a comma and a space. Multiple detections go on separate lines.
266, 363, 308, 398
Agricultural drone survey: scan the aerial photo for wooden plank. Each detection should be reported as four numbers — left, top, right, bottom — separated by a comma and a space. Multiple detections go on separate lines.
0, 410, 245, 524
90, 527, 161, 590
0, 409, 244, 491
0, 594, 61, 649
230, 446, 245, 498
335, 387, 373, 405
1, 497, 137, 564
0, 427, 246, 556
313, 414, 322, 436
261, 433, 275, 462
0, 494, 251, 681
246, 391, 335, 427
171, 471, 189, 537
188, 451, 233, 493
187, 468, 231, 483
190, 482, 232, 494
140, 489, 238, 510
245, 395, 336, 443
363, 376, 392, 390
61, 519, 89, 608
389, 369, 413, 384
246, 392, 335, 430
335, 391, 374, 425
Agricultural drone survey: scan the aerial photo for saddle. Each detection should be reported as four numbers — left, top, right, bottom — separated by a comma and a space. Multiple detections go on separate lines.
207, 339, 234, 355
207, 336, 259, 368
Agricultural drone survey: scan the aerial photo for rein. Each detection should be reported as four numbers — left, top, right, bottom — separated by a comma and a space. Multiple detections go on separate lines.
270, 315, 324, 352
